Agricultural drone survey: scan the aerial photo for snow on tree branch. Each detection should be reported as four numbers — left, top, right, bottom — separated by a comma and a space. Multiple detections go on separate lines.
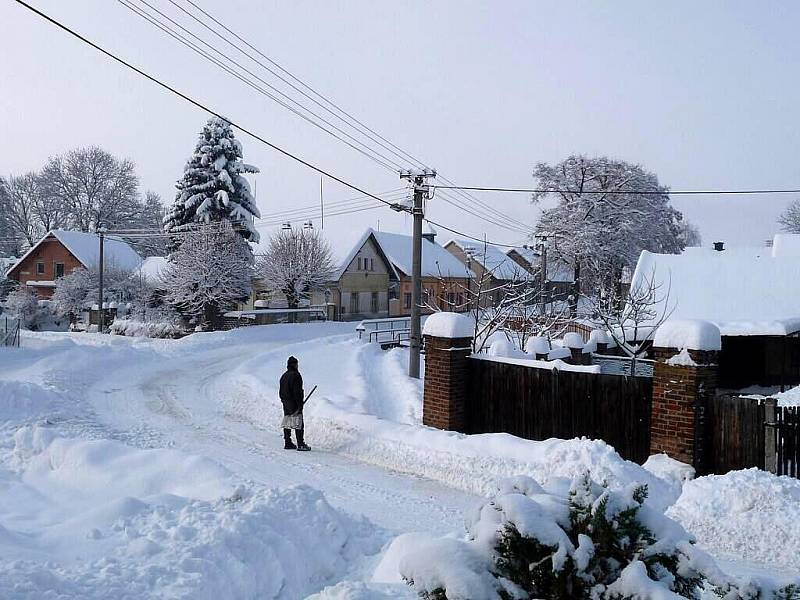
256, 227, 335, 309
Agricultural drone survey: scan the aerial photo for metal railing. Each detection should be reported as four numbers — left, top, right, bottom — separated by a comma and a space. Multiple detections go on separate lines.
1, 317, 21, 348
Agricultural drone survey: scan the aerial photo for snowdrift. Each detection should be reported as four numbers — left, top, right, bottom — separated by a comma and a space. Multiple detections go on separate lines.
0, 428, 383, 599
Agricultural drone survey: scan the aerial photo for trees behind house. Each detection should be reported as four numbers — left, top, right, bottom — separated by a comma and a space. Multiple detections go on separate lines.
256, 227, 335, 310
778, 199, 800, 233
161, 223, 253, 330
40, 146, 139, 232
128, 191, 167, 257
164, 117, 260, 247
532, 155, 693, 296
3, 147, 166, 252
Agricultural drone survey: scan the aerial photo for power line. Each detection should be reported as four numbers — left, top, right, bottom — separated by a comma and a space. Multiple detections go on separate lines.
11, 0, 406, 213
164, 0, 533, 233
117, 0, 404, 173
257, 188, 407, 220
433, 185, 800, 196
424, 218, 520, 248
12, 0, 526, 250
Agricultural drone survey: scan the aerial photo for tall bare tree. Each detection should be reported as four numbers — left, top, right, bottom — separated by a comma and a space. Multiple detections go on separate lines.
256, 227, 335, 310
40, 146, 139, 232
4, 172, 43, 247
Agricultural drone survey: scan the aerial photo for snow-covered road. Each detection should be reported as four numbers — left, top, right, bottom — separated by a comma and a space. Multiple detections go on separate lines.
1, 323, 798, 598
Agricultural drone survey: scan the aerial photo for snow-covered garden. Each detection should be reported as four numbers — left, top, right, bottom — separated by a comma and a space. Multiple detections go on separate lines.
1, 323, 799, 598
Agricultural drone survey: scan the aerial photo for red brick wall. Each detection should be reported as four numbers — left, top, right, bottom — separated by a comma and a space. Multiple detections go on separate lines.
8, 236, 83, 298
650, 347, 718, 468
422, 334, 472, 431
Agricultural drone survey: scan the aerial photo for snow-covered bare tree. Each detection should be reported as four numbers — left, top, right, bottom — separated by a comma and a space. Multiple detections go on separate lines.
51, 267, 93, 326
256, 227, 335, 310
778, 199, 800, 234
164, 117, 260, 246
590, 267, 674, 375
161, 223, 253, 330
128, 191, 167, 257
40, 146, 140, 232
677, 219, 702, 248
532, 155, 688, 296
4, 172, 44, 248
2, 285, 39, 328
0, 178, 22, 257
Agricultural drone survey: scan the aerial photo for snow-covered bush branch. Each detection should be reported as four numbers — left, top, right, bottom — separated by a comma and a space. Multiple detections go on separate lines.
2, 285, 39, 329
400, 474, 796, 600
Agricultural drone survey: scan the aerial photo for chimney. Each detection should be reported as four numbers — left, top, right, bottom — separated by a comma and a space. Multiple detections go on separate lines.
713, 241, 724, 252
422, 222, 437, 244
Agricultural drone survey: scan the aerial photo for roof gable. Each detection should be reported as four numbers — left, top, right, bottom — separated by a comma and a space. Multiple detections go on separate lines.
333, 229, 398, 282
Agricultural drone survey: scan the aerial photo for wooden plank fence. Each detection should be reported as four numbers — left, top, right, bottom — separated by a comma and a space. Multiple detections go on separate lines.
466, 357, 652, 463
705, 396, 800, 478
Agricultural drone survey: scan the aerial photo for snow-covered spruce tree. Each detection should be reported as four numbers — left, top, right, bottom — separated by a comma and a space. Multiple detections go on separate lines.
2, 285, 39, 329
402, 475, 790, 600
256, 227, 335, 310
160, 222, 253, 330
532, 155, 694, 296
164, 117, 260, 247
51, 267, 93, 326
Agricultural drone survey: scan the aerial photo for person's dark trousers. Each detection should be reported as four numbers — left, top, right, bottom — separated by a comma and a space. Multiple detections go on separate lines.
295, 428, 304, 446
283, 428, 296, 449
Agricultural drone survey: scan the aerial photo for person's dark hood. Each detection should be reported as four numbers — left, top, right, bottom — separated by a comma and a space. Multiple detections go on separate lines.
287, 356, 298, 370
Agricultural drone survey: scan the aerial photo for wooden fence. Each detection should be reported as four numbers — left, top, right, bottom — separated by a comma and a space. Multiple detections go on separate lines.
466, 357, 653, 463
706, 395, 800, 477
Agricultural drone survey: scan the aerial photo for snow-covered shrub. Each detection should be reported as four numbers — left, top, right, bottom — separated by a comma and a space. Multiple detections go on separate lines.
51, 267, 93, 324
109, 319, 183, 339
401, 474, 797, 599
2, 285, 39, 328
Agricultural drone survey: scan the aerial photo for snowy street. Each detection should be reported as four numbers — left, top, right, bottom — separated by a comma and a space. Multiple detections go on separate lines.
1, 323, 799, 598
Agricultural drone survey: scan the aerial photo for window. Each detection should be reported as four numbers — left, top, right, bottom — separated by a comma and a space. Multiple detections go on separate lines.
371, 292, 379, 313
447, 292, 456, 306
404, 293, 412, 309
456, 293, 464, 307
350, 292, 360, 314
357, 257, 362, 271
370, 258, 375, 271
36, 262, 45, 275
55, 263, 65, 278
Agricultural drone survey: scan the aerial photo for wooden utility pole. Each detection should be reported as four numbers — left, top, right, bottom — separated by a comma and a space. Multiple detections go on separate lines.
400, 169, 435, 379
97, 229, 105, 333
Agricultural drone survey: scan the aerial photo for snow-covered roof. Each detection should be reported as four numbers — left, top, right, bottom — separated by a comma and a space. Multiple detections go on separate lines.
134, 256, 169, 285
505, 247, 574, 283
336, 228, 472, 280
445, 239, 531, 281
6, 230, 142, 277
771, 233, 800, 258
630, 247, 800, 337
373, 230, 472, 278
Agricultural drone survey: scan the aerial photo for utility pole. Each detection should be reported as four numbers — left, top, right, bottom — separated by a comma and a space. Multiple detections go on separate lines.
319, 176, 325, 230
97, 228, 106, 333
400, 169, 436, 379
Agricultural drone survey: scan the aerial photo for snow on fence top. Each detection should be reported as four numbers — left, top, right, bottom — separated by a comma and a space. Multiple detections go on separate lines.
473, 354, 601, 374
630, 248, 800, 336
422, 312, 474, 339
653, 319, 721, 351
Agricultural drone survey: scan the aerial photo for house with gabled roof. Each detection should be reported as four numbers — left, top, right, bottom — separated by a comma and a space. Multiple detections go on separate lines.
4, 230, 142, 299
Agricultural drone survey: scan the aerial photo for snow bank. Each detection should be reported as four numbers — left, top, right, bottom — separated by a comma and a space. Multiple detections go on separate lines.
0, 429, 383, 599
667, 469, 800, 574
642, 453, 695, 498
422, 312, 473, 339
109, 319, 183, 339
486, 338, 526, 359
654, 319, 721, 351
0, 380, 67, 422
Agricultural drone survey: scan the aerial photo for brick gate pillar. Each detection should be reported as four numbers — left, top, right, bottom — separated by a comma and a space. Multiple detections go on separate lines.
650, 320, 721, 471
422, 312, 474, 431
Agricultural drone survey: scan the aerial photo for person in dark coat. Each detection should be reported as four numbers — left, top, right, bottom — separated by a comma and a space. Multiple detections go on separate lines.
279, 356, 309, 450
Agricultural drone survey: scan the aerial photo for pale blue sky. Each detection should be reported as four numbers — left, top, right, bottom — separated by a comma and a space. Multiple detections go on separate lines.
1, 1, 798, 250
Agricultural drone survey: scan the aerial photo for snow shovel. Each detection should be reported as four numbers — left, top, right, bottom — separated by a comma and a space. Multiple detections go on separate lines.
302, 385, 318, 407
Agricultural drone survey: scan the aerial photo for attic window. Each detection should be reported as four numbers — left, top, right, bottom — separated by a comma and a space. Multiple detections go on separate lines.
357, 257, 362, 270
36, 262, 45, 275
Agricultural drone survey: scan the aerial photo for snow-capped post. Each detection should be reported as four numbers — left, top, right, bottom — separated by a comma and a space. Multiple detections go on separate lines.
563, 332, 585, 365
422, 312, 474, 432
650, 320, 721, 473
